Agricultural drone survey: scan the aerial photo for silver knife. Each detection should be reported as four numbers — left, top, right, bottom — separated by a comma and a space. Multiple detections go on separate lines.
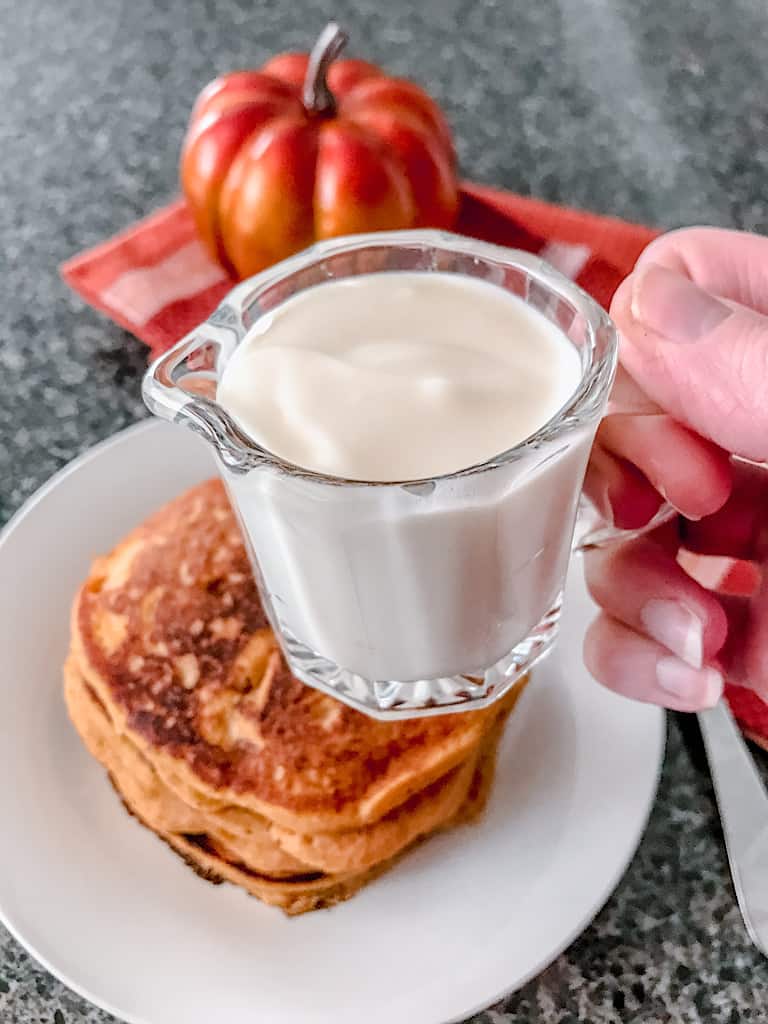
698, 700, 768, 956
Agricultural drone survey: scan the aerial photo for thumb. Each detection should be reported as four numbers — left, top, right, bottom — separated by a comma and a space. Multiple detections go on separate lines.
612, 261, 768, 462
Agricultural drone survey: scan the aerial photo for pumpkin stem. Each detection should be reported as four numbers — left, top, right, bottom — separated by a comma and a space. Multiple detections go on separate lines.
303, 22, 348, 116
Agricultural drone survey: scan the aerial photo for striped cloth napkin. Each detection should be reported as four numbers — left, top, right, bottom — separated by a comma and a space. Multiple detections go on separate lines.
61, 182, 657, 358
60, 182, 766, 742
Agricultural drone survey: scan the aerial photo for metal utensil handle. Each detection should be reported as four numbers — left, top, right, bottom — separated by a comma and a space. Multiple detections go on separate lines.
698, 700, 768, 955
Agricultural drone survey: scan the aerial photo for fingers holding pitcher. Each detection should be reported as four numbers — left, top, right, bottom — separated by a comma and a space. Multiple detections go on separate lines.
584, 616, 724, 712
584, 367, 733, 530
583, 535, 727, 710
596, 411, 732, 522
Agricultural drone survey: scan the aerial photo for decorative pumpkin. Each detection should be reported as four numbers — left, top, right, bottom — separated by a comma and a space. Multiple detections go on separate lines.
180, 23, 459, 278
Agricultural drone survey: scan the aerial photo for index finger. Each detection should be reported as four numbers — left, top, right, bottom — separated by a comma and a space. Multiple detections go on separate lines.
598, 411, 732, 521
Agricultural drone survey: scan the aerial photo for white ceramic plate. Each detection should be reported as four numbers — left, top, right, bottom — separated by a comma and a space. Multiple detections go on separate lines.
0, 421, 664, 1024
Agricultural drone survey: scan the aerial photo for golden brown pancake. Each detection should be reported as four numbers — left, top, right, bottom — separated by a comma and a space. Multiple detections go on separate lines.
71, 479, 519, 835
160, 830, 391, 916
65, 478, 530, 911
65, 657, 519, 878
64, 659, 308, 876
65, 655, 520, 914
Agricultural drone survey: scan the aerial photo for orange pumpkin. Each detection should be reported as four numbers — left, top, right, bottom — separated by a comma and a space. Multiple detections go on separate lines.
180, 23, 459, 278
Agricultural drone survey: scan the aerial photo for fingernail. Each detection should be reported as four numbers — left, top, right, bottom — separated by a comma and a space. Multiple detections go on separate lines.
656, 657, 723, 707
630, 263, 731, 343
640, 599, 704, 668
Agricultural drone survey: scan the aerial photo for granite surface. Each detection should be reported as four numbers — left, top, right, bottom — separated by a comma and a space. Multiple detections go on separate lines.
2, 0, 768, 1021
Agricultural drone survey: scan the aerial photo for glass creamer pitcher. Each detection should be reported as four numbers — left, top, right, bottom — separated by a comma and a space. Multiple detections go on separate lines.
144, 230, 666, 719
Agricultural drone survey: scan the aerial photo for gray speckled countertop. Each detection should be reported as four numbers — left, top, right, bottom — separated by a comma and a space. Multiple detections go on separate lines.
2, 0, 768, 1021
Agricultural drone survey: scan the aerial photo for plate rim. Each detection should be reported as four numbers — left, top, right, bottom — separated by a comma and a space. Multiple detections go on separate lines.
0, 418, 665, 1024
0, 418, 158, 545
450, 720, 665, 1022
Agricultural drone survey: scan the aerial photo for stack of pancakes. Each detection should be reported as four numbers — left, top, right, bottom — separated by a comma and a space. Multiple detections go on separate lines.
65, 480, 526, 914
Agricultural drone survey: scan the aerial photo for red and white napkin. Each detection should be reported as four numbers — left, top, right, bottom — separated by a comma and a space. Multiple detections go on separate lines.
61, 182, 658, 358
60, 182, 766, 742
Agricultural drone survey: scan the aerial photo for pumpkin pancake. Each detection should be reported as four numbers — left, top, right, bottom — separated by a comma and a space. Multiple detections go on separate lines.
65, 478, 530, 910
65, 656, 525, 878
70, 479, 521, 835
64, 658, 308, 876
65, 655, 521, 913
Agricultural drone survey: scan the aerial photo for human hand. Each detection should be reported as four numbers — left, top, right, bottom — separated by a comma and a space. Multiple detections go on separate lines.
584, 227, 768, 711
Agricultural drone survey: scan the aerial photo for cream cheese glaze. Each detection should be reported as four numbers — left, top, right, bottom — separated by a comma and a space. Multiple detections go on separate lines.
218, 272, 581, 481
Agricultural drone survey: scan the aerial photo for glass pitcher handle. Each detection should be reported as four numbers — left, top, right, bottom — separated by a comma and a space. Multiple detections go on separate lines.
573, 494, 676, 552
142, 322, 259, 474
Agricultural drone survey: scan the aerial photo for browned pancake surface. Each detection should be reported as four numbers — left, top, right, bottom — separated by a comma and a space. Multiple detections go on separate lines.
65, 653, 519, 914
74, 480, 506, 831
